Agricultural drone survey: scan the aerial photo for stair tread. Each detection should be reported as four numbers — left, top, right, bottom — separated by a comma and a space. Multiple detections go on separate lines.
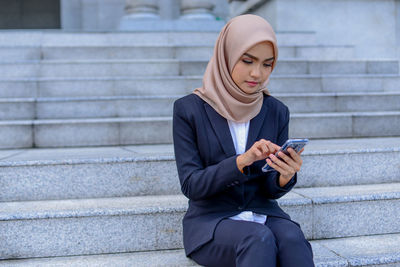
0, 233, 399, 266
0, 137, 398, 166
1, 182, 400, 220
2, 91, 400, 102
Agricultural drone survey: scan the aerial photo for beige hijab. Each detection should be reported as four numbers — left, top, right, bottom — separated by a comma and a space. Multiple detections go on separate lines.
194, 14, 278, 123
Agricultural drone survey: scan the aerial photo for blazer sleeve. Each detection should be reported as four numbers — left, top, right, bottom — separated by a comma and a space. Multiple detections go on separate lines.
173, 100, 248, 201
256, 106, 297, 199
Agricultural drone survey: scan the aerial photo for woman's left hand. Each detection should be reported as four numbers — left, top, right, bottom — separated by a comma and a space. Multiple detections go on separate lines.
266, 147, 304, 187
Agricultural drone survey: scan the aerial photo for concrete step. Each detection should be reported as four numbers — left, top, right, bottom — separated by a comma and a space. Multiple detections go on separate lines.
1, 92, 399, 120
0, 31, 318, 46
0, 59, 397, 78
1, 233, 400, 267
0, 137, 399, 202
1, 183, 400, 259
0, 111, 399, 148
0, 74, 398, 98
0, 44, 355, 61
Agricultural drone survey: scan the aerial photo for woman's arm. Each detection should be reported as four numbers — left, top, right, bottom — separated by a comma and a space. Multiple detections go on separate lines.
173, 100, 247, 201
240, 106, 298, 199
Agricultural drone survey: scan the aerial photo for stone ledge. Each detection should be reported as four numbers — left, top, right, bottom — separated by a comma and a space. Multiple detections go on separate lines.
0, 233, 399, 267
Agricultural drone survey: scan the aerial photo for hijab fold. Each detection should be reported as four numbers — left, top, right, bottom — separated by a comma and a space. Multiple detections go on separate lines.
194, 14, 278, 123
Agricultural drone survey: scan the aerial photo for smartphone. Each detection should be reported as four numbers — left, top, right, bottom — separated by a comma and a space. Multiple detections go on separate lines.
261, 138, 309, 172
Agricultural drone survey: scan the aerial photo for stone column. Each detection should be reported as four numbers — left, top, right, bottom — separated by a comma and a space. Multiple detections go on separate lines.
119, 0, 160, 30
180, 0, 216, 20
123, 0, 160, 19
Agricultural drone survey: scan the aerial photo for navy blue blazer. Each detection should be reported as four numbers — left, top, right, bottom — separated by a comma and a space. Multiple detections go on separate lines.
173, 93, 297, 256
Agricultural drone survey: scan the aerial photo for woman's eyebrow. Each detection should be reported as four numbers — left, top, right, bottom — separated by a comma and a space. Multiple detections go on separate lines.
243, 53, 274, 62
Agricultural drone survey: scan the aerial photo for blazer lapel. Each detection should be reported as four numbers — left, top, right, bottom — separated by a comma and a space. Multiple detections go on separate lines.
204, 103, 236, 157
246, 100, 268, 150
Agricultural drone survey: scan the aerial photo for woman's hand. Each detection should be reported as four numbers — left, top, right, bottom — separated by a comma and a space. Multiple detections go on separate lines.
236, 139, 280, 172
266, 147, 304, 187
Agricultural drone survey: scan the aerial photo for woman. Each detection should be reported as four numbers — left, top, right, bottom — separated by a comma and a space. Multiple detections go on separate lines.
173, 14, 314, 267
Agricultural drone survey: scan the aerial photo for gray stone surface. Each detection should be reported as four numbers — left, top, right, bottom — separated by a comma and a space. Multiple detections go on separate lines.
299, 149, 400, 187
1, 187, 400, 258
0, 92, 394, 120
10, 92, 395, 120
2, 60, 398, 79
38, 78, 116, 97
294, 183, 400, 239
2, 234, 400, 266
311, 243, 348, 267
314, 234, 400, 266
0, 249, 198, 267
353, 112, 400, 137
0, 99, 35, 120
0, 195, 187, 259
0, 47, 40, 61
0, 80, 38, 98
0, 31, 317, 47
291, 45, 355, 60
1, 74, 398, 99
0, 158, 180, 202
0, 123, 32, 149
0, 138, 398, 201
290, 113, 353, 138
0, 111, 396, 148
0, 62, 39, 78
33, 119, 120, 147
4, 45, 354, 61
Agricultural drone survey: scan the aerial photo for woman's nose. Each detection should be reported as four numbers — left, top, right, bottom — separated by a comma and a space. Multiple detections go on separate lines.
250, 66, 261, 78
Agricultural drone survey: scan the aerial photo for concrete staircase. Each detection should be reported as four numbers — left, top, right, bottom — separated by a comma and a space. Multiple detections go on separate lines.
0, 30, 399, 266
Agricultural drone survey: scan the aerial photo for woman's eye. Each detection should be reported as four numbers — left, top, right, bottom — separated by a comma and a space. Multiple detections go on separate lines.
242, 59, 252, 64
264, 63, 272, 68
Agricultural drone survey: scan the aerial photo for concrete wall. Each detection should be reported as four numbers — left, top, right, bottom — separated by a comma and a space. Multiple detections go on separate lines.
61, 0, 125, 30
232, 0, 399, 58
61, 0, 229, 31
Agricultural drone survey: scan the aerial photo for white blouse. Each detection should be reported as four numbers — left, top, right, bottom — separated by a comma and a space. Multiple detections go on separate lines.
227, 120, 267, 225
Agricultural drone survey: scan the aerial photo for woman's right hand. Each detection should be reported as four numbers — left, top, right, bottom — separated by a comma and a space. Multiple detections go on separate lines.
236, 139, 280, 172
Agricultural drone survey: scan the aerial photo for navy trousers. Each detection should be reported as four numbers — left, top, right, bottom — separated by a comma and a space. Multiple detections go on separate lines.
190, 216, 314, 267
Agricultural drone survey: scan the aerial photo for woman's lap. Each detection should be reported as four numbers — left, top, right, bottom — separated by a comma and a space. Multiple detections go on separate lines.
190, 216, 314, 267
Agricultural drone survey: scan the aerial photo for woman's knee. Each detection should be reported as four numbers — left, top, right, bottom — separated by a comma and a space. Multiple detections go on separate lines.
274, 220, 308, 247
238, 224, 277, 251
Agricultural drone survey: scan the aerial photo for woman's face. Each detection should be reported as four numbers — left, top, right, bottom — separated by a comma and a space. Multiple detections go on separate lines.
231, 41, 275, 94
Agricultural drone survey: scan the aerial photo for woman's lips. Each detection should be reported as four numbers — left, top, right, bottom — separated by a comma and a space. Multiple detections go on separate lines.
246, 81, 259, 87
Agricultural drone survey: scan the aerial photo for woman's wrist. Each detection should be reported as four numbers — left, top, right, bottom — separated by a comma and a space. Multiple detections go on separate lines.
279, 173, 294, 187
236, 154, 251, 172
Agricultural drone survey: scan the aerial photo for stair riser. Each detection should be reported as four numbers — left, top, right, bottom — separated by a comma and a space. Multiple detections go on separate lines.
290, 113, 400, 138
0, 32, 316, 46
0, 160, 180, 202
2, 94, 400, 120
1, 196, 399, 259
0, 46, 354, 61
1, 151, 398, 202
0, 115, 399, 148
0, 63, 181, 78
1, 76, 398, 98
0, 212, 184, 260
0, 61, 397, 78
312, 199, 400, 239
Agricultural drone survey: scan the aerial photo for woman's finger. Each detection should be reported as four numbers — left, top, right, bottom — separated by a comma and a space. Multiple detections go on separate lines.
278, 150, 296, 166
270, 154, 293, 172
287, 148, 302, 163
266, 158, 285, 174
